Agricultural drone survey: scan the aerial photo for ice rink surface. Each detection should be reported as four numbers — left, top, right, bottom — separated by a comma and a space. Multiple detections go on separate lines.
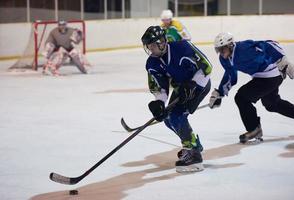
0, 44, 293, 200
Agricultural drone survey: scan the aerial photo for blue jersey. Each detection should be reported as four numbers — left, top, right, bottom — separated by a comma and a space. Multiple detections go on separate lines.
218, 40, 284, 96
146, 40, 212, 101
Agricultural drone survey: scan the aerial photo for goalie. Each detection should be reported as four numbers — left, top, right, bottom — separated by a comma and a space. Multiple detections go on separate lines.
42, 20, 89, 75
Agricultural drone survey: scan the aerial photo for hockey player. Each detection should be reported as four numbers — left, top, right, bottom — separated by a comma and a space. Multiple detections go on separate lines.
160, 10, 191, 42
42, 20, 89, 76
141, 26, 212, 172
209, 32, 294, 143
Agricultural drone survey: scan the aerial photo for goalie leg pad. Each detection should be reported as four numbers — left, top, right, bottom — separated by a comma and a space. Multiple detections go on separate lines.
69, 48, 87, 74
43, 61, 60, 76
42, 42, 55, 59
43, 50, 67, 76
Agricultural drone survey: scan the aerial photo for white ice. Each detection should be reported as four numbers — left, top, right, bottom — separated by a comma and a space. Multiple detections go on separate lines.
0, 44, 293, 200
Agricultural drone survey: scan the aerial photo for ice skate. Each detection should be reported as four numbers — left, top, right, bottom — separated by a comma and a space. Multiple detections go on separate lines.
239, 124, 263, 144
175, 148, 204, 173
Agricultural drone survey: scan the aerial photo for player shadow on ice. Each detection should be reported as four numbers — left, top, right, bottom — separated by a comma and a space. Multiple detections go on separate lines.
95, 88, 149, 94
30, 135, 294, 200
279, 142, 294, 158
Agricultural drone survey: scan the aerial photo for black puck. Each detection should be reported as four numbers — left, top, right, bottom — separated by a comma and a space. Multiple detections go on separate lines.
69, 189, 78, 195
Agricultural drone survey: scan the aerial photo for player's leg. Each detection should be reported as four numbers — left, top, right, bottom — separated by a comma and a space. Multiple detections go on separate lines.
42, 43, 56, 74
164, 108, 204, 172
68, 48, 87, 74
165, 89, 204, 150
42, 42, 55, 60
165, 108, 203, 150
43, 49, 67, 76
235, 76, 289, 143
234, 78, 266, 143
164, 92, 204, 172
261, 76, 294, 118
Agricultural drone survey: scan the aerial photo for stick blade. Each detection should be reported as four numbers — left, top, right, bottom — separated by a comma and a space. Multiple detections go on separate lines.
120, 118, 133, 132
50, 172, 78, 185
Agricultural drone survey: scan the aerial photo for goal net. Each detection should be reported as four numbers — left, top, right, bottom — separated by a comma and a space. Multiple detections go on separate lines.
9, 20, 86, 71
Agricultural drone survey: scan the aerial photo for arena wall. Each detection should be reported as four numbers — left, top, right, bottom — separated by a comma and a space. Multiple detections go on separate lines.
0, 15, 293, 60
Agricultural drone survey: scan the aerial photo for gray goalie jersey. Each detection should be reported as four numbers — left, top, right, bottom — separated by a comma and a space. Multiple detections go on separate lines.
45, 27, 82, 52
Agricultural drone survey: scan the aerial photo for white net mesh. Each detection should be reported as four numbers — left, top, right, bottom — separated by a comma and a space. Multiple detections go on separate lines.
9, 20, 85, 71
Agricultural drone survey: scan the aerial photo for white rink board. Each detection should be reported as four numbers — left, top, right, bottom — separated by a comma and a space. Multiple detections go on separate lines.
1, 15, 294, 58
0, 44, 294, 200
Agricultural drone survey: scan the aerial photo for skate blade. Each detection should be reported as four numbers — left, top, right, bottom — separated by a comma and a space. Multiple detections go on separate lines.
176, 163, 204, 173
242, 138, 264, 145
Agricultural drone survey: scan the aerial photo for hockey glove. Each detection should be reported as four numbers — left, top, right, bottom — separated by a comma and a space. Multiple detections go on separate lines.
209, 89, 222, 109
178, 81, 198, 104
148, 100, 167, 122
277, 56, 294, 79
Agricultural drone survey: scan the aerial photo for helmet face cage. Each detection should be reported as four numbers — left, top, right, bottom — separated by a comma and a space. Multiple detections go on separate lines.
58, 20, 68, 33
143, 37, 166, 57
214, 43, 234, 54
141, 26, 167, 57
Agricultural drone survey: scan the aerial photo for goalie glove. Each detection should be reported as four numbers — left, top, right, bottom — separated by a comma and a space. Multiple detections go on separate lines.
71, 29, 83, 44
276, 56, 294, 79
209, 89, 222, 109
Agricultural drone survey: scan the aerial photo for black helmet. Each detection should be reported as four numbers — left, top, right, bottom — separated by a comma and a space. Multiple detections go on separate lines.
141, 26, 167, 57
141, 26, 166, 45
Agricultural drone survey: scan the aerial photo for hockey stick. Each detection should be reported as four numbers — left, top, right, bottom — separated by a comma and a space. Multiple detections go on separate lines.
121, 103, 210, 132
49, 98, 179, 185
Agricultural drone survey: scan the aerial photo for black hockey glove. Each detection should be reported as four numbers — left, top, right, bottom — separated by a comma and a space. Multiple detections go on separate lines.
148, 100, 167, 122
178, 81, 198, 104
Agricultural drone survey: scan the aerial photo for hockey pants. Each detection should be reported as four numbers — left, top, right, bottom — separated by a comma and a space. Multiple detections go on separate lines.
234, 75, 294, 132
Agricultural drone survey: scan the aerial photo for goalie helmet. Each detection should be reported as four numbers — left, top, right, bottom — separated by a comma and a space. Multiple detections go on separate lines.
141, 26, 167, 57
160, 10, 173, 20
58, 20, 68, 34
58, 20, 67, 27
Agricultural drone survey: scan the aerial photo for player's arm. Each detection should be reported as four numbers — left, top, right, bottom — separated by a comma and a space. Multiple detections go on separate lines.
174, 42, 212, 105
181, 41, 212, 90
218, 69, 237, 96
180, 26, 192, 41
147, 68, 170, 122
70, 28, 83, 48
147, 70, 169, 103
43, 31, 57, 59
172, 20, 191, 41
188, 42, 213, 76
209, 60, 238, 109
262, 40, 294, 79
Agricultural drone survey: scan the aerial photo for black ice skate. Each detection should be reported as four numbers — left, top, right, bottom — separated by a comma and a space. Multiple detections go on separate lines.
175, 148, 204, 173
239, 124, 263, 144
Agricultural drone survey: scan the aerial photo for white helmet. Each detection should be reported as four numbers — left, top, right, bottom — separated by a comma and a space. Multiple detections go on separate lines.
160, 10, 173, 20
214, 32, 234, 48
